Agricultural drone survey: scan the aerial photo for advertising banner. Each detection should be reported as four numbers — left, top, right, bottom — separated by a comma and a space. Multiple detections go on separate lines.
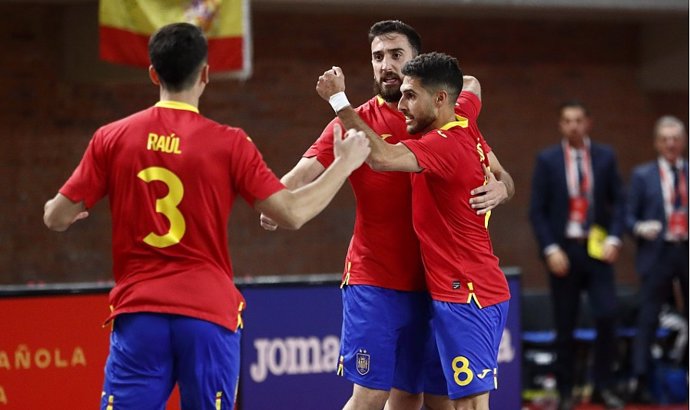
0, 271, 521, 409
490, 271, 522, 409
239, 285, 352, 410
0, 294, 111, 409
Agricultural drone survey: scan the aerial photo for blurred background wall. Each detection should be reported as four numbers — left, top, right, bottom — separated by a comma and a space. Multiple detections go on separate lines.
0, 0, 687, 289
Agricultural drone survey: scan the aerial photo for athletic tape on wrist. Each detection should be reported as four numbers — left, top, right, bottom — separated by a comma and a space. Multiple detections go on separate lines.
328, 92, 351, 113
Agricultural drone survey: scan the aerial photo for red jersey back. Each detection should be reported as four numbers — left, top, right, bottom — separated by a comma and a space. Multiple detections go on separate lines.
402, 119, 510, 307
60, 102, 284, 331
303, 92, 491, 291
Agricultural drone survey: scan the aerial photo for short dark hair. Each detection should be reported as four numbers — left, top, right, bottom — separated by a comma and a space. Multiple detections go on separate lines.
148, 22, 208, 92
559, 100, 590, 117
401, 52, 463, 102
368, 20, 422, 56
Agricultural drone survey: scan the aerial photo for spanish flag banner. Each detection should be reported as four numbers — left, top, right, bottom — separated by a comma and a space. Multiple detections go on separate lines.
99, 0, 251, 78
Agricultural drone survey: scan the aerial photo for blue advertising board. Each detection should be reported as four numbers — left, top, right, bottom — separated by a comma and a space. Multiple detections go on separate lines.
239, 283, 352, 409
0, 270, 520, 410
490, 269, 522, 410
238, 270, 521, 409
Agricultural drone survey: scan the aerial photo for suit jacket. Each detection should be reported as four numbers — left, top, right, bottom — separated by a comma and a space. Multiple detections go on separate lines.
625, 160, 689, 276
529, 141, 625, 255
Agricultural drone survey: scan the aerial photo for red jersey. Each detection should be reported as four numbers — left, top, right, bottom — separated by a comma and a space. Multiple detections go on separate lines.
304, 93, 491, 291
456, 90, 484, 141
60, 101, 284, 331
402, 119, 510, 307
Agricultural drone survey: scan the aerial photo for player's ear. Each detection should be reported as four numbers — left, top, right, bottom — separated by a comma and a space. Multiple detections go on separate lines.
435, 90, 448, 106
200, 64, 210, 85
148, 65, 161, 86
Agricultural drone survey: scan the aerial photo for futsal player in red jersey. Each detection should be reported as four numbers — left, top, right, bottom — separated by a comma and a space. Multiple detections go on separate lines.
264, 21, 513, 410
43, 22, 370, 410
318, 52, 510, 410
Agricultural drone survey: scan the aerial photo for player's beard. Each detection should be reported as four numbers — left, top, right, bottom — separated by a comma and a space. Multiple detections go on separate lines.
406, 111, 435, 135
373, 79, 402, 103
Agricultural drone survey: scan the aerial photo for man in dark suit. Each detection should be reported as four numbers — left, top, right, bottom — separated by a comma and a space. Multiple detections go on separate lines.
529, 100, 626, 410
626, 115, 688, 404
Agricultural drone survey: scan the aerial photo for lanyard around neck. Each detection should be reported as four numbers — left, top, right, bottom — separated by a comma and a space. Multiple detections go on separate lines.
563, 143, 590, 197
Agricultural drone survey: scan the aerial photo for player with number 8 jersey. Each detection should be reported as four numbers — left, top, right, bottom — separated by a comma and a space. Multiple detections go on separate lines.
317, 51, 511, 407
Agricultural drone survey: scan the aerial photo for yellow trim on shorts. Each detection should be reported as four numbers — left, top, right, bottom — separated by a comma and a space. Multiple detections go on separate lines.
340, 260, 352, 288
337, 355, 345, 376
215, 391, 222, 409
237, 301, 245, 330
466, 282, 483, 308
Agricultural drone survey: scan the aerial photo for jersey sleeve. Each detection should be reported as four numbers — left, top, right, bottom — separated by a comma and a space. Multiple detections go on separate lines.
59, 128, 108, 209
402, 130, 469, 180
302, 118, 339, 168
456, 91, 481, 121
455, 91, 492, 155
231, 129, 285, 205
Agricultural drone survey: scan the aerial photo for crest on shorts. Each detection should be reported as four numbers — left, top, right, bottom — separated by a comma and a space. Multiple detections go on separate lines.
356, 349, 370, 375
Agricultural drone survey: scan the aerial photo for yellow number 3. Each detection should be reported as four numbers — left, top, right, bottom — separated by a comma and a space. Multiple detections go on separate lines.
137, 166, 186, 248
452, 356, 474, 386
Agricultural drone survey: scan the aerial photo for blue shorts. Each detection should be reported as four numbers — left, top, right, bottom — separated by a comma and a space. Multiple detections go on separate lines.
431, 300, 509, 400
339, 285, 432, 393
101, 313, 240, 410
421, 331, 450, 396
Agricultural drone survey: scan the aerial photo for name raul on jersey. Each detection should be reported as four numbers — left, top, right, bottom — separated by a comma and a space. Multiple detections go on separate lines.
147, 132, 182, 154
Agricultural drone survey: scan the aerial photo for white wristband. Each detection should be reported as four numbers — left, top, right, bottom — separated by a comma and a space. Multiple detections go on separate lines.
328, 92, 351, 113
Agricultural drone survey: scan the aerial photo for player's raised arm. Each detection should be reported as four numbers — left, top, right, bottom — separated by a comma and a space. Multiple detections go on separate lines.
259, 157, 326, 231
255, 126, 370, 230
316, 66, 420, 172
462, 75, 481, 100
461, 74, 515, 212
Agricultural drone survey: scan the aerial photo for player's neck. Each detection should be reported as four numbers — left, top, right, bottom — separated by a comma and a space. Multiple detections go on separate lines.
159, 88, 201, 109
433, 109, 457, 130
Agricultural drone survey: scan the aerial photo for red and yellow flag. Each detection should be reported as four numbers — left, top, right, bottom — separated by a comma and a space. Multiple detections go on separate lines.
99, 0, 251, 76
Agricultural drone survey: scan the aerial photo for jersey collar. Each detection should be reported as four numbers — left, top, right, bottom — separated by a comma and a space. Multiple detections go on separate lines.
440, 115, 468, 130
155, 100, 200, 114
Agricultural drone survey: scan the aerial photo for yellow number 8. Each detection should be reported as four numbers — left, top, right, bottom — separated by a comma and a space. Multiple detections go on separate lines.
137, 166, 186, 248
451, 356, 474, 386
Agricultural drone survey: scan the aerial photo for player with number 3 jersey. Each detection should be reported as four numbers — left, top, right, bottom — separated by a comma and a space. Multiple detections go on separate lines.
44, 22, 370, 410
